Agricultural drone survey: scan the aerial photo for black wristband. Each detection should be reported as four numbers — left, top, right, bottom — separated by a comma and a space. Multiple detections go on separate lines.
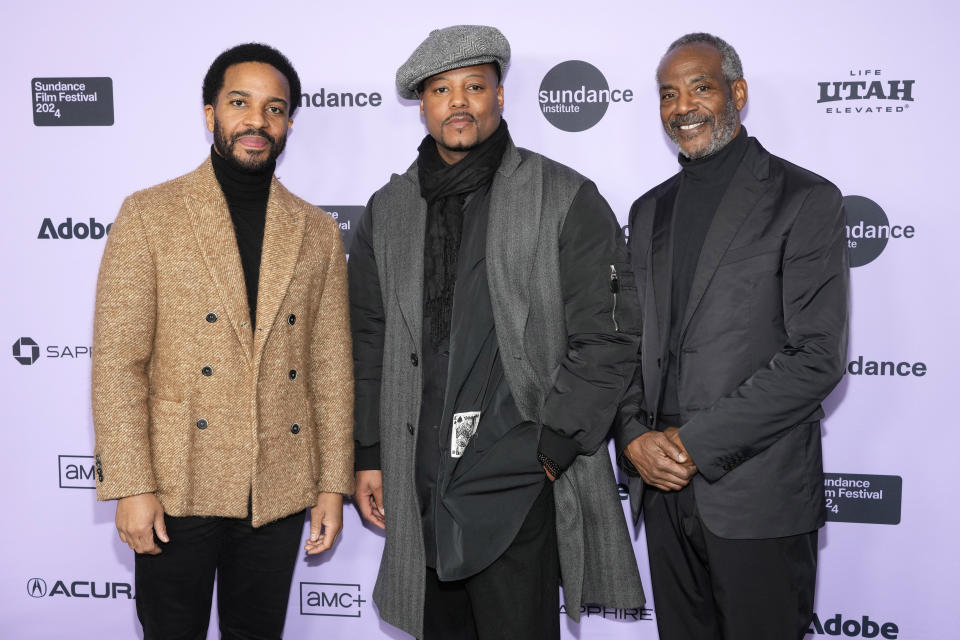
537, 451, 564, 479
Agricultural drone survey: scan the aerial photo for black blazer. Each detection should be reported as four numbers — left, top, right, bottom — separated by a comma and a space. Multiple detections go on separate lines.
614, 137, 849, 539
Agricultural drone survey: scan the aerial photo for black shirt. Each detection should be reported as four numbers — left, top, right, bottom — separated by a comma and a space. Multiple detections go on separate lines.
210, 147, 274, 330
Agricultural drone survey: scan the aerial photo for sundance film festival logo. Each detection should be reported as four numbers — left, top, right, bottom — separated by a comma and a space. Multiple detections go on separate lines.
817, 69, 914, 115
843, 196, 915, 267
300, 582, 365, 617
32, 77, 114, 126
539, 61, 634, 132
823, 473, 902, 525
10, 337, 91, 365
320, 206, 363, 253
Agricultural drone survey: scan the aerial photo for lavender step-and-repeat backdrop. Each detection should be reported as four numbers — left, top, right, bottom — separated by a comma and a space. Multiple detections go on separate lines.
2, 1, 956, 638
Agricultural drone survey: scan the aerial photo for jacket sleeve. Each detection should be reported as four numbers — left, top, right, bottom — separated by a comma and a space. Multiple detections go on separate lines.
612, 197, 652, 476
309, 219, 355, 494
680, 181, 849, 482
347, 198, 384, 471
91, 195, 157, 500
538, 181, 641, 470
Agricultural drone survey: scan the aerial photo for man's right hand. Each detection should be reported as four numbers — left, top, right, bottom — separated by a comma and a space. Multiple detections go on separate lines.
624, 431, 698, 491
116, 492, 168, 555
354, 470, 385, 530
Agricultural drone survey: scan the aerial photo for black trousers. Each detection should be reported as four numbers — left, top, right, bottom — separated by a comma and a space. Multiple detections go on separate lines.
423, 481, 560, 640
643, 483, 817, 640
134, 509, 306, 640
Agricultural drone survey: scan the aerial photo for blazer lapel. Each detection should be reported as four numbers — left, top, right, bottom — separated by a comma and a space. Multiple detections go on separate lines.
254, 181, 307, 362
186, 160, 254, 362
679, 140, 770, 342
392, 164, 427, 348
486, 142, 537, 353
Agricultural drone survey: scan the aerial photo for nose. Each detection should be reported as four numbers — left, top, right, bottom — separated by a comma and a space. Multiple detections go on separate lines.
675, 90, 697, 115
243, 106, 267, 129
448, 86, 467, 109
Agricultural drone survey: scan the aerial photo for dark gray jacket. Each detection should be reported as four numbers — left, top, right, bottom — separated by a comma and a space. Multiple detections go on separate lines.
351, 139, 644, 638
616, 137, 849, 539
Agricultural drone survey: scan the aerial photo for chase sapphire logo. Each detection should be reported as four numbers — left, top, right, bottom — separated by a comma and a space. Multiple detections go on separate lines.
12, 337, 40, 365
27, 578, 47, 598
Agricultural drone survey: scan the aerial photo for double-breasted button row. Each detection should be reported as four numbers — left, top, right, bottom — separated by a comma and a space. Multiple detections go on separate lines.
288, 314, 296, 325
291, 423, 301, 434
197, 419, 208, 430
289, 369, 297, 380
206, 312, 218, 323
201, 366, 213, 376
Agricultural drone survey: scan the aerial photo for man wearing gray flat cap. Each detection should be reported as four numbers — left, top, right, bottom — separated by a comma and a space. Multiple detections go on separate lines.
349, 24, 645, 640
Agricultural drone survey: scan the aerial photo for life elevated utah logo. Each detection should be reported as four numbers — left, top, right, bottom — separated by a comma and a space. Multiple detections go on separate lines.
817, 69, 914, 115
843, 196, 915, 268
539, 61, 634, 132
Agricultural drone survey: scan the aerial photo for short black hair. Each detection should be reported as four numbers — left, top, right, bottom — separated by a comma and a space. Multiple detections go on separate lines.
203, 43, 302, 116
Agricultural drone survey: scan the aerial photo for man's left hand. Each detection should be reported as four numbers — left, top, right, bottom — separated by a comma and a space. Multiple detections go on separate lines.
305, 492, 343, 555
543, 466, 556, 482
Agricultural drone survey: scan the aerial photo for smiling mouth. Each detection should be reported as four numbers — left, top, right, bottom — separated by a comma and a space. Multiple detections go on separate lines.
679, 122, 705, 131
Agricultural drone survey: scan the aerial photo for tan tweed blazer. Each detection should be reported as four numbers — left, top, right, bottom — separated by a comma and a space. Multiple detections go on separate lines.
92, 158, 353, 527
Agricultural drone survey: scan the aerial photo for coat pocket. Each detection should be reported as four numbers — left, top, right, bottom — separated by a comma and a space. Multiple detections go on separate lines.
147, 396, 192, 494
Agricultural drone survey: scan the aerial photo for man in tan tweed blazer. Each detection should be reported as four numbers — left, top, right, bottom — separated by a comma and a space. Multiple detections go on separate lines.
92, 43, 353, 639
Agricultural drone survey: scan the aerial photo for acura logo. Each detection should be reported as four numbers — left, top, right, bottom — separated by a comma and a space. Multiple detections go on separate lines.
27, 578, 47, 598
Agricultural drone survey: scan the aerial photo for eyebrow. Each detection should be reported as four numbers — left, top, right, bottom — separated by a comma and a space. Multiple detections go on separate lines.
659, 73, 716, 91
426, 72, 488, 84
227, 89, 288, 106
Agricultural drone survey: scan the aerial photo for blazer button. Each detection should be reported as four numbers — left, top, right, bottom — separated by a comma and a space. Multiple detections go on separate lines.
406, 423, 415, 435
291, 423, 301, 434
197, 419, 208, 430
288, 314, 296, 325
289, 369, 297, 380
206, 312, 218, 323
410, 353, 418, 367
201, 366, 213, 376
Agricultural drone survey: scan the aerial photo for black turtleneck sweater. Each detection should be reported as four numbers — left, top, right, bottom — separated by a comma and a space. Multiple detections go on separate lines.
210, 148, 274, 330
660, 127, 749, 422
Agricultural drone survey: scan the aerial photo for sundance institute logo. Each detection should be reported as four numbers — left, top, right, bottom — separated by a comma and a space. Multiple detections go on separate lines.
843, 196, 915, 268
539, 61, 633, 132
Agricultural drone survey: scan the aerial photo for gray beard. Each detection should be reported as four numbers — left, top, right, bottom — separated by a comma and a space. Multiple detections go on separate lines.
670, 95, 739, 160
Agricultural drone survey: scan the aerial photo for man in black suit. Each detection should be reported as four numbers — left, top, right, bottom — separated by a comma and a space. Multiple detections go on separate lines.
615, 32, 849, 639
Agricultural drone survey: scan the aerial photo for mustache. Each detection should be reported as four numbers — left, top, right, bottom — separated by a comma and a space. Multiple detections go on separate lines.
230, 128, 276, 145
669, 112, 714, 129
442, 112, 477, 126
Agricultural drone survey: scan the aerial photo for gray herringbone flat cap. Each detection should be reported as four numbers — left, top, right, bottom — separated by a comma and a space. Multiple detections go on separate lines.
396, 25, 510, 99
